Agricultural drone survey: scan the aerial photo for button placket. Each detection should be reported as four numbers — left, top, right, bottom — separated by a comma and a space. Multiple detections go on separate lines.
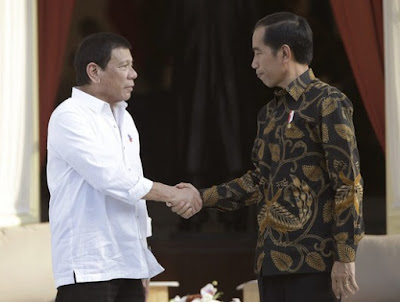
103, 108, 128, 166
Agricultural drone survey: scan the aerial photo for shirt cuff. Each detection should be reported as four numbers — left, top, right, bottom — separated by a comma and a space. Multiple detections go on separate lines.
129, 177, 153, 202
334, 243, 357, 262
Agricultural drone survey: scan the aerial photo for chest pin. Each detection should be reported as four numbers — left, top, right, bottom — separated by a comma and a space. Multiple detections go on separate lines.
287, 110, 295, 129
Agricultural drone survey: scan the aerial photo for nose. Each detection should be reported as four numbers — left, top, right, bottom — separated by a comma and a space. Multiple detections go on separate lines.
129, 66, 138, 80
251, 56, 258, 70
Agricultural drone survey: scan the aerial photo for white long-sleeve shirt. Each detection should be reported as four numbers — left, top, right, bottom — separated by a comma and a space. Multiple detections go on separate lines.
47, 88, 164, 288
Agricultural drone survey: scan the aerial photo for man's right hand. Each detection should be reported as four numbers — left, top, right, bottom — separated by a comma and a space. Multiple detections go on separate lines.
166, 183, 202, 219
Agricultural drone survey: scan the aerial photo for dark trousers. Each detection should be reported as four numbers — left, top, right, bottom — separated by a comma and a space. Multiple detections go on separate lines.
55, 278, 145, 302
258, 273, 341, 302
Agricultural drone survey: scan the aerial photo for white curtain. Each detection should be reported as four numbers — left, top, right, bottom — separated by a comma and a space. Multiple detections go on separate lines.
384, 0, 400, 232
0, 0, 40, 227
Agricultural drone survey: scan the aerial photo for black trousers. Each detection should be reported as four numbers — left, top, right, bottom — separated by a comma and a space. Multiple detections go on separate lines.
258, 273, 341, 302
55, 278, 145, 302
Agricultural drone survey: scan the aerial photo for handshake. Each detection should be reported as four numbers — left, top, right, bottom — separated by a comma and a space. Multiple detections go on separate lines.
166, 183, 203, 219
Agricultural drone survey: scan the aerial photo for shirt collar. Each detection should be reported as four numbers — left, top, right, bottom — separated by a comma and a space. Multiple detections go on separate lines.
71, 87, 128, 113
274, 68, 315, 101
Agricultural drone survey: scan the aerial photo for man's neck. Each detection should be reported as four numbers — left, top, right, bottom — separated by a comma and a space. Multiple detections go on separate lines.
77, 85, 117, 109
77, 85, 96, 98
281, 64, 309, 89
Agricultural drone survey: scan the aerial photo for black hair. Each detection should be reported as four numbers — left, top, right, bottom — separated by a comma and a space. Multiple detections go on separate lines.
74, 32, 132, 86
255, 12, 313, 65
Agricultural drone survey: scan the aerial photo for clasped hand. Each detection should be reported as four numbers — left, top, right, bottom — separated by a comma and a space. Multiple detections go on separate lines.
166, 183, 202, 219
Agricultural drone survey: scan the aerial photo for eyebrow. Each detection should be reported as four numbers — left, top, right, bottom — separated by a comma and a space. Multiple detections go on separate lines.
252, 47, 261, 51
119, 59, 133, 65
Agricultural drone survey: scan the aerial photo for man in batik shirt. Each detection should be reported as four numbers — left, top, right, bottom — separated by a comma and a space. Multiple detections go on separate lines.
183, 12, 364, 302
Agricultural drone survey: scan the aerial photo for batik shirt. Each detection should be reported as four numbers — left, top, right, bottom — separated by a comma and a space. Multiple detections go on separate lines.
201, 69, 364, 276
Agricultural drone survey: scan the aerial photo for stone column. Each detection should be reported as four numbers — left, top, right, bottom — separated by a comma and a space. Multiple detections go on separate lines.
384, 0, 400, 234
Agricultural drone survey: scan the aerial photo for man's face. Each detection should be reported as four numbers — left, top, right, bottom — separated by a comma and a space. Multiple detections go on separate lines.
251, 26, 286, 88
97, 47, 137, 104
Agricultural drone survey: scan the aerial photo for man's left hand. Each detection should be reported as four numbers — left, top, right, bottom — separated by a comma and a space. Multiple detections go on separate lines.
331, 261, 359, 299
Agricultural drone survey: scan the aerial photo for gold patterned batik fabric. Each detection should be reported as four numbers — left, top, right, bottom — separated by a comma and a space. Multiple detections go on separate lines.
201, 69, 364, 276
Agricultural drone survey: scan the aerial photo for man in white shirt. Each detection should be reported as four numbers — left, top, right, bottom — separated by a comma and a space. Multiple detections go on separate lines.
47, 32, 202, 302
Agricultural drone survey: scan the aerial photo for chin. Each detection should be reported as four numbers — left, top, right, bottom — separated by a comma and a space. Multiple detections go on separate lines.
263, 80, 273, 88
123, 93, 132, 101
259, 77, 271, 87
264, 79, 280, 88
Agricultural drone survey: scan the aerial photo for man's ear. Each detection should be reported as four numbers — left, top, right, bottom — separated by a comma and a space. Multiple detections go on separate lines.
86, 62, 101, 83
281, 44, 292, 64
